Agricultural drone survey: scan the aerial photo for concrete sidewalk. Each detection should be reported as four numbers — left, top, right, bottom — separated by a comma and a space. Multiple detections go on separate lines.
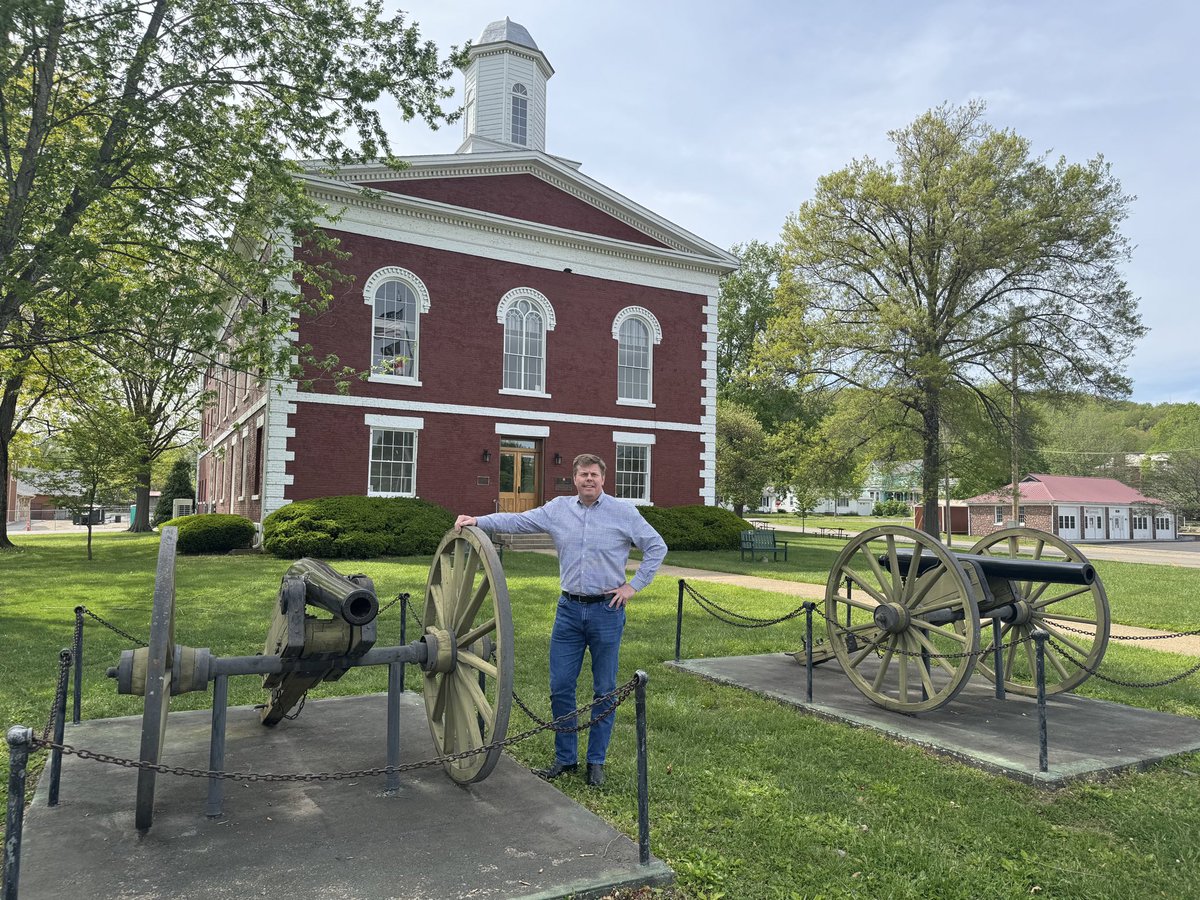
16, 693, 672, 900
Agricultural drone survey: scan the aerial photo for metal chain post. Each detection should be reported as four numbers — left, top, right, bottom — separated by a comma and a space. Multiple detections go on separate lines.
634, 671, 650, 866
1033, 629, 1049, 773
803, 602, 816, 703
675, 580, 684, 662
5, 726, 34, 900
47, 649, 72, 807
72, 607, 84, 725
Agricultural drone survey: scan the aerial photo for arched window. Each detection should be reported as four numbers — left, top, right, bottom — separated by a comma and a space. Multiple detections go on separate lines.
511, 83, 528, 146
612, 307, 662, 404
498, 288, 555, 395
363, 267, 430, 383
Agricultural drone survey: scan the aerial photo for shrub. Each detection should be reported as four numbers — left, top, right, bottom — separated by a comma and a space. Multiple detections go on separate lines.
637, 504, 752, 551
153, 459, 196, 526
161, 513, 256, 554
262, 496, 455, 559
872, 499, 911, 518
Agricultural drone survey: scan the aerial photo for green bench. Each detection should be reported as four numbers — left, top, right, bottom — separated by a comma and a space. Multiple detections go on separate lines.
739, 528, 790, 561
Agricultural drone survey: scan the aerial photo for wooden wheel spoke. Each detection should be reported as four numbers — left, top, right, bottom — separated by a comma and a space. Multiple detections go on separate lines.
1023, 638, 1038, 680
440, 676, 457, 746
850, 632, 885, 668
429, 579, 448, 629
1031, 585, 1090, 610
859, 550, 893, 602
1043, 644, 1072, 680
459, 616, 497, 648
456, 668, 495, 733
885, 535, 903, 598
871, 640, 897, 691
1038, 621, 1094, 657
908, 619, 968, 644
909, 634, 937, 696
1033, 539, 1045, 560
910, 595, 968, 617
1024, 580, 1052, 603
1040, 611, 1099, 626
458, 649, 498, 680
455, 543, 481, 610
902, 543, 924, 604
833, 592, 879, 613
454, 577, 491, 636
905, 565, 944, 609
897, 635, 910, 703
843, 567, 889, 606
1005, 632, 1022, 677
910, 628, 961, 678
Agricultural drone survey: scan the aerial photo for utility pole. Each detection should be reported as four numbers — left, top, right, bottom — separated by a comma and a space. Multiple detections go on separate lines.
1010, 307, 1022, 525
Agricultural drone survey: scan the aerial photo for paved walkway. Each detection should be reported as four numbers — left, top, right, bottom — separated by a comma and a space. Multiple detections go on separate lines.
643, 562, 1200, 658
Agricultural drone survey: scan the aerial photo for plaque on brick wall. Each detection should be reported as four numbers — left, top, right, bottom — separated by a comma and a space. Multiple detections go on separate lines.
554, 477, 573, 492
477, 476, 490, 485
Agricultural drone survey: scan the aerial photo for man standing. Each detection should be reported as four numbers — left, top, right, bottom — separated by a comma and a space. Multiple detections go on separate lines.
455, 453, 667, 786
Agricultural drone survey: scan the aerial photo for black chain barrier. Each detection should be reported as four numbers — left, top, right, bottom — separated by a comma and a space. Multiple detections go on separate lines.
27, 673, 641, 783
681, 580, 810, 628
815, 604, 1040, 661
1045, 634, 1200, 688
42, 651, 72, 741
1052, 620, 1200, 641
79, 606, 147, 647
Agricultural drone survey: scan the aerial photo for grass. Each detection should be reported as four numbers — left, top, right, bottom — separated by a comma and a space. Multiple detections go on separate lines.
3, 532, 1200, 898
665, 538, 1200, 634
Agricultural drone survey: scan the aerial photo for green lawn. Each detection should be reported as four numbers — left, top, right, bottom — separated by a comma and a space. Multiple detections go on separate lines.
4, 532, 1200, 898
666, 538, 1200, 634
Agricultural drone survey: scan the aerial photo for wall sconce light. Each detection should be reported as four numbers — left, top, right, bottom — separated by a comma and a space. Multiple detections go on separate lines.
553, 453, 563, 465
482, 449, 492, 463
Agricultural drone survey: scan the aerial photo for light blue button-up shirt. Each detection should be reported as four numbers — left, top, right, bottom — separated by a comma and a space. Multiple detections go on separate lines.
475, 494, 667, 594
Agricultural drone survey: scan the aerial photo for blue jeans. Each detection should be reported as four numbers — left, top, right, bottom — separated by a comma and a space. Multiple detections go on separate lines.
549, 595, 626, 766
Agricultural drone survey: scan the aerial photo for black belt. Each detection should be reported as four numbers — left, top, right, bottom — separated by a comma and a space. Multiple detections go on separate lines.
562, 591, 612, 603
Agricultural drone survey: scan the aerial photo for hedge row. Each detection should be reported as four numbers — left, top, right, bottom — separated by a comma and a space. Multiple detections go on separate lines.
262, 496, 454, 559
160, 513, 256, 554
637, 504, 751, 551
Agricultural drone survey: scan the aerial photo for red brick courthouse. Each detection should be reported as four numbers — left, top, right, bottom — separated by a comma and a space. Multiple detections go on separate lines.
197, 19, 737, 522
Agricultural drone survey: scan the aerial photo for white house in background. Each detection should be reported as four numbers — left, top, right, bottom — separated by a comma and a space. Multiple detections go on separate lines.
965, 473, 1178, 542
759, 461, 929, 516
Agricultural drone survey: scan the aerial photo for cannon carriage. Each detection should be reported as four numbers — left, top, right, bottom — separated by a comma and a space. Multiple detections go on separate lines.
813, 525, 1110, 713
108, 524, 513, 831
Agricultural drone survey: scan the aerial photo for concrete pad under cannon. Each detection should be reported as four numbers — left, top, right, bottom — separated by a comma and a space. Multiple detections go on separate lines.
667, 653, 1200, 786
17, 694, 671, 899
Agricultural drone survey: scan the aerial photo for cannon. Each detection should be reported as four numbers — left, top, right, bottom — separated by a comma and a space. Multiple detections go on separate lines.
806, 525, 1110, 713
108, 525, 513, 831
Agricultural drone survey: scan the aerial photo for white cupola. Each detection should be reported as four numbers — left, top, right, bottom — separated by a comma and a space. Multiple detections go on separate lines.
458, 18, 554, 154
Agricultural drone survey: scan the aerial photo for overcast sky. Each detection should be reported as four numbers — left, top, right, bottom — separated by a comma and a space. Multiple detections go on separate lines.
383, 1, 1199, 405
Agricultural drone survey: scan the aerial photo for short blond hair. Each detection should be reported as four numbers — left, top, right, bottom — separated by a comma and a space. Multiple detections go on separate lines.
572, 453, 606, 476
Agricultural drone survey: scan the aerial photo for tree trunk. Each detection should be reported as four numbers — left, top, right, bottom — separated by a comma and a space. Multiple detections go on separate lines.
0, 373, 24, 549
920, 400, 942, 538
130, 461, 152, 532
733, 502, 746, 519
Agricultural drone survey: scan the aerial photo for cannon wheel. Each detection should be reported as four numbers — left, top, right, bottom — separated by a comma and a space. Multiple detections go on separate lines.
969, 527, 1110, 696
422, 526, 514, 784
135, 527, 178, 832
826, 526, 980, 713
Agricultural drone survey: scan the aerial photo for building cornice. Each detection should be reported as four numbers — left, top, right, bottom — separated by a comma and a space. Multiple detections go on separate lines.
298, 152, 738, 271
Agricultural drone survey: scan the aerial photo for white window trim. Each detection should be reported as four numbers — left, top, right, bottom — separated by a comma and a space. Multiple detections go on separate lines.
613, 431, 656, 445
497, 287, 555, 396
366, 421, 422, 498
495, 423, 550, 437
613, 441, 653, 505
612, 306, 661, 405
498, 387, 552, 399
364, 267, 430, 386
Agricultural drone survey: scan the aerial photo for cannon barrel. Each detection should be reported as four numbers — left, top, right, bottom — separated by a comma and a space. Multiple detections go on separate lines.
284, 557, 379, 625
887, 549, 1095, 586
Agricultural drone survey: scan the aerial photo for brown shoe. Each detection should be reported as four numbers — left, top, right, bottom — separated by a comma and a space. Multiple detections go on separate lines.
586, 763, 605, 787
534, 761, 577, 780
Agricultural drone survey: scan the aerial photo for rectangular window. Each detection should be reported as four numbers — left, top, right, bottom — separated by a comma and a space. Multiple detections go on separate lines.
369, 428, 416, 496
254, 425, 264, 497
511, 96, 528, 145
994, 506, 1004, 525
1133, 514, 1149, 531
1057, 514, 1077, 531
614, 444, 650, 502
239, 433, 250, 499
1155, 515, 1171, 531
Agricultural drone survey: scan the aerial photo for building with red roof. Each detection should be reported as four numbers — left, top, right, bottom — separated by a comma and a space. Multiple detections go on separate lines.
965, 474, 1177, 541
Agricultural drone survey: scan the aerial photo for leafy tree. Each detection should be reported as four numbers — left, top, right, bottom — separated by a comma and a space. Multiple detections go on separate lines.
153, 459, 195, 526
765, 101, 1145, 534
715, 399, 775, 518
27, 402, 140, 558
717, 240, 782, 391
1143, 403, 1200, 518
0, 0, 464, 540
